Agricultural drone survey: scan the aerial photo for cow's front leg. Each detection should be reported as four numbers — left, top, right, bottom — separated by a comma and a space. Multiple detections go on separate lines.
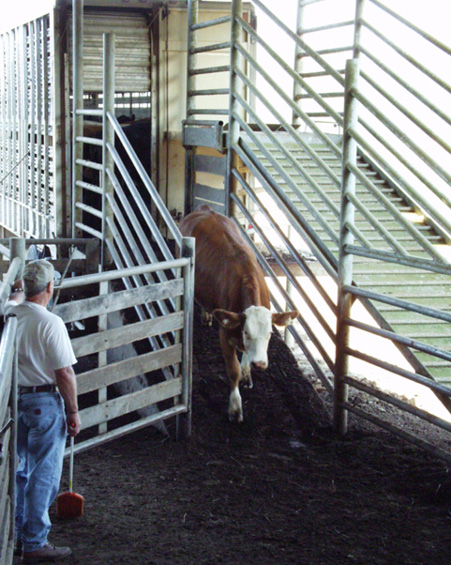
240, 352, 253, 389
219, 329, 243, 423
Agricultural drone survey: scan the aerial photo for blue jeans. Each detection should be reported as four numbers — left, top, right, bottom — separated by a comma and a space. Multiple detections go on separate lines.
16, 392, 67, 552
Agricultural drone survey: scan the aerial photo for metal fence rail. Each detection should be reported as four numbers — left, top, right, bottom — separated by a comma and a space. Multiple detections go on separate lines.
70, 8, 195, 443
0, 251, 23, 565
198, 0, 451, 458
0, 16, 54, 239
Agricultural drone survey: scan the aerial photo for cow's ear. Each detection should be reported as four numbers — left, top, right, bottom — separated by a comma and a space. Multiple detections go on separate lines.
272, 310, 298, 327
213, 309, 242, 329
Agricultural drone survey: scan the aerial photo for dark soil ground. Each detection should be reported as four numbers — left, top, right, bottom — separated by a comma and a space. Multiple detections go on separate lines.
21, 308, 451, 564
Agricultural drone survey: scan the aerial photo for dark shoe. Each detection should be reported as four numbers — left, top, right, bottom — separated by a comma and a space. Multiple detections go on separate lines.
22, 542, 71, 563
14, 541, 23, 556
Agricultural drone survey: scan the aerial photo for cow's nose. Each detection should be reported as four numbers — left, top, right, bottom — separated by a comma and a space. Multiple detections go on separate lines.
252, 361, 268, 370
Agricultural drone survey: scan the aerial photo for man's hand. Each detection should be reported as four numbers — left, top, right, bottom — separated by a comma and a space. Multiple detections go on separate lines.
55, 365, 81, 436
67, 412, 82, 436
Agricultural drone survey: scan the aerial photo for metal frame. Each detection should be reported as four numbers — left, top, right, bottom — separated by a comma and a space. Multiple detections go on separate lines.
183, 0, 451, 459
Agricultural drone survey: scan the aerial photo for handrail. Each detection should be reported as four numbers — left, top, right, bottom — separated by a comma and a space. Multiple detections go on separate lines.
367, 0, 451, 57
107, 112, 182, 245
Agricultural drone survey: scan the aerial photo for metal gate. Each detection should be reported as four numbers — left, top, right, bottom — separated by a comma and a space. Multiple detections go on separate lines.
186, 0, 451, 460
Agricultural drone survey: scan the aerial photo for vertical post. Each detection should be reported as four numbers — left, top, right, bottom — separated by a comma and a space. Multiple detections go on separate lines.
52, 5, 69, 238
72, 0, 84, 238
97, 280, 108, 434
102, 33, 115, 269
10, 237, 25, 278
292, 0, 305, 129
334, 59, 359, 435
184, 0, 198, 215
353, 0, 366, 60
9, 316, 18, 551
150, 6, 160, 200
176, 236, 195, 440
226, 0, 244, 217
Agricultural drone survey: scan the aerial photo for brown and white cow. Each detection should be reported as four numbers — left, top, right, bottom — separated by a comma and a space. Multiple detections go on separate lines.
179, 205, 298, 422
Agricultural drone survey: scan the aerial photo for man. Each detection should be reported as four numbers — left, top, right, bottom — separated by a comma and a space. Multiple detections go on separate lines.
6, 259, 81, 563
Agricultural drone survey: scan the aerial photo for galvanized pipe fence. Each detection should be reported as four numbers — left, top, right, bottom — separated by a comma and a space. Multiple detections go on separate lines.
0, 241, 23, 565
186, 0, 451, 458
0, 16, 55, 239
71, 0, 195, 443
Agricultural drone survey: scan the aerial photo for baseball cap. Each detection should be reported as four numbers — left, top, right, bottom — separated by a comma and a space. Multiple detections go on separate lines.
23, 259, 55, 296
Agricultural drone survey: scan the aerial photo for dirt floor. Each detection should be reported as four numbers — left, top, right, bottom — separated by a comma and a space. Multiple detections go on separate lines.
20, 308, 451, 564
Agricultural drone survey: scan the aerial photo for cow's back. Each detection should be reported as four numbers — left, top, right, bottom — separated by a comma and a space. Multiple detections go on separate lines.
179, 206, 269, 313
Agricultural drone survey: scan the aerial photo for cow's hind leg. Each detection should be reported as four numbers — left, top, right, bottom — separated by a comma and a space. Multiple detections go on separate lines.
219, 329, 243, 423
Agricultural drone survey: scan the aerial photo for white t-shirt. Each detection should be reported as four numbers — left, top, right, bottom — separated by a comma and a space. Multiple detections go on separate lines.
5, 300, 77, 386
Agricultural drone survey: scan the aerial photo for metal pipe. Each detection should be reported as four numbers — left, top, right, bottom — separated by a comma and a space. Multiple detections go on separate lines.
351, 122, 451, 236
231, 190, 337, 344
233, 50, 342, 173
107, 113, 182, 244
105, 141, 176, 258
192, 15, 231, 31
230, 163, 337, 314
72, 0, 84, 238
292, 0, 305, 127
345, 318, 451, 364
347, 162, 443, 260
237, 15, 344, 129
250, 0, 344, 86
232, 102, 341, 248
227, 0, 244, 217
368, 0, 451, 56
343, 283, 451, 324
57, 258, 189, 290
102, 32, 115, 269
177, 236, 195, 439
191, 41, 231, 55
344, 244, 451, 277
361, 18, 451, 96
358, 45, 451, 127
344, 402, 451, 463
237, 135, 339, 278
335, 59, 360, 435
236, 211, 337, 385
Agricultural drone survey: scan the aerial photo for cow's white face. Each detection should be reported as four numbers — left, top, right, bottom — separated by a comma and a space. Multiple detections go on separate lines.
242, 306, 272, 370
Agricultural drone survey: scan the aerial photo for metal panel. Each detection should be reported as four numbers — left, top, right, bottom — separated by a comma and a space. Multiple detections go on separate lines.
0, 16, 55, 239
67, 10, 151, 93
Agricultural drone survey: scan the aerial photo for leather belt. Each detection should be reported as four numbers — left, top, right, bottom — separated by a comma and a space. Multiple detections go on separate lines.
19, 385, 57, 394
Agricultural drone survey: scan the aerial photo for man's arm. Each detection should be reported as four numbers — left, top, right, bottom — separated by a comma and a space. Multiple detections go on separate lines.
7, 280, 25, 305
55, 366, 81, 436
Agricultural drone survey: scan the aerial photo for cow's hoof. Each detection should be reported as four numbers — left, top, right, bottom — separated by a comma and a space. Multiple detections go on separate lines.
242, 376, 253, 389
228, 411, 243, 423
201, 310, 213, 326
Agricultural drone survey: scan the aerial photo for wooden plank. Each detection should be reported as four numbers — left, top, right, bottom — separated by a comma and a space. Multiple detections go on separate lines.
72, 311, 184, 357
54, 279, 184, 323
76, 343, 182, 394
79, 377, 183, 429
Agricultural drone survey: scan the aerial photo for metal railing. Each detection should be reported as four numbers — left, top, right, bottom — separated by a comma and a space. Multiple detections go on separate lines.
0, 244, 23, 565
186, 0, 451, 458
71, 5, 196, 440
